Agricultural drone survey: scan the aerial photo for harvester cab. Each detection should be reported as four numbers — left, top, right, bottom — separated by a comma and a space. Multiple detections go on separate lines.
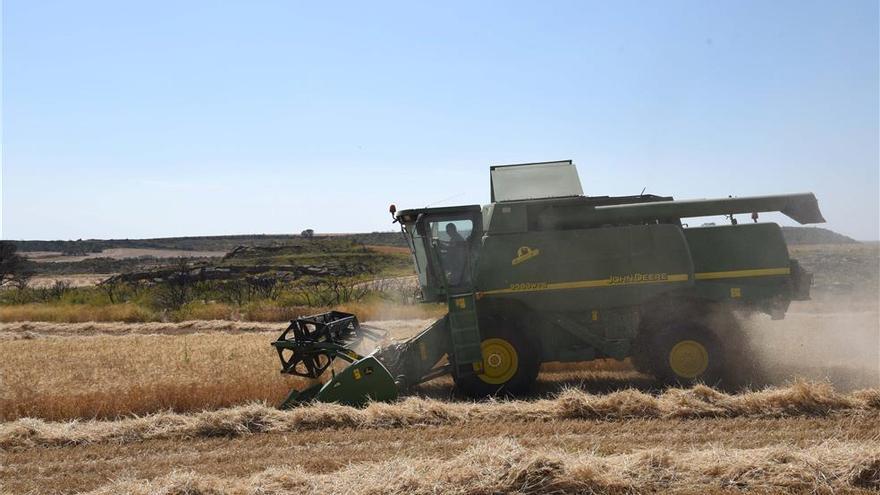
400, 205, 483, 302
273, 160, 825, 407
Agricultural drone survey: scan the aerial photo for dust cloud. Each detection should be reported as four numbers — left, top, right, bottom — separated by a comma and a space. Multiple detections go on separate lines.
736, 295, 879, 391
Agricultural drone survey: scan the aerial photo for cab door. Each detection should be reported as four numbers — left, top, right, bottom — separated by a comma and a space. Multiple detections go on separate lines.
416, 210, 483, 375
417, 211, 482, 296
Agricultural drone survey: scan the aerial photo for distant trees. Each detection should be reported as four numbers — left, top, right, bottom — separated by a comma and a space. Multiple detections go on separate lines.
152, 259, 195, 310
293, 275, 369, 306
0, 241, 32, 289
301, 229, 315, 239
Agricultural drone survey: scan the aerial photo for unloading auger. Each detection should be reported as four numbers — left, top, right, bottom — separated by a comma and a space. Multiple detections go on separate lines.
273, 160, 825, 408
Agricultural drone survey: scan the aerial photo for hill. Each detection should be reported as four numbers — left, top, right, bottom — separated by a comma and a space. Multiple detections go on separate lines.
10, 232, 406, 253
11, 226, 859, 254
781, 226, 858, 245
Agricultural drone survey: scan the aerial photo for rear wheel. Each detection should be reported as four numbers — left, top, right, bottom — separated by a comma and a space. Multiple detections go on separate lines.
648, 323, 724, 386
453, 317, 540, 397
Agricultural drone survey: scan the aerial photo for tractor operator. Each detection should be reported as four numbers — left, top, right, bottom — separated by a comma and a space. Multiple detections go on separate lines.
443, 222, 469, 286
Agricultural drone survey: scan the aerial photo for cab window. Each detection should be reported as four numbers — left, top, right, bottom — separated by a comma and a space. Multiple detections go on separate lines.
427, 218, 473, 288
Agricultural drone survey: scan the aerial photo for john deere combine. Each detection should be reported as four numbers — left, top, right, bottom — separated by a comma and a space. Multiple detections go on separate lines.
273, 160, 823, 407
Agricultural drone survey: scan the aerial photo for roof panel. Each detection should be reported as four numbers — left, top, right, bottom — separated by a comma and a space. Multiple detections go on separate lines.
490, 161, 583, 202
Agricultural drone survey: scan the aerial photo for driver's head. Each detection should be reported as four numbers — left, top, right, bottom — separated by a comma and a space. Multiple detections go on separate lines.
445, 223, 457, 235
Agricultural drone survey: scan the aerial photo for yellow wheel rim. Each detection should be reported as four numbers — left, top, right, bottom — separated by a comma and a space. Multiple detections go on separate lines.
668, 340, 709, 379
478, 338, 518, 385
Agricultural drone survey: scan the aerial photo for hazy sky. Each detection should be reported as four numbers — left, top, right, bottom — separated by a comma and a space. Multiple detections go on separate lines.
2, 1, 878, 240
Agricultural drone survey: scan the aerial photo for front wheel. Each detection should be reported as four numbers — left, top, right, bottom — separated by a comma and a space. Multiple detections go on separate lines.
453, 320, 539, 398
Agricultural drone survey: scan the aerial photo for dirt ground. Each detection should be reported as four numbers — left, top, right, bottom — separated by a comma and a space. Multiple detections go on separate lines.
23, 248, 226, 263
26, 274, 116, 288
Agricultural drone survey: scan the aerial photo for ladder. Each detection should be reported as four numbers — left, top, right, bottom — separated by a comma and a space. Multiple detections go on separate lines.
446, 292, 483, 376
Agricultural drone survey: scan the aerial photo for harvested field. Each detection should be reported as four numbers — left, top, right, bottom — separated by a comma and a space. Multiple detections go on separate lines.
1, 305, 877, 422
2, 381, 878, 450
64, 441, 880, 494
1, 243, 878, 494
2, 392, 879, 493
2, 326, 878, 494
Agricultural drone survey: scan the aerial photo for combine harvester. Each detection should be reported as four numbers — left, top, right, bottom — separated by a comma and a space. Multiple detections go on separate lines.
273, 161, 824, 407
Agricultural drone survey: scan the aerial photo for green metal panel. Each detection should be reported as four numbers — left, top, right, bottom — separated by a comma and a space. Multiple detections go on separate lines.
684, 223, 793, 304
484, 203, 528, 234
313, 357, 398, 407
540, 307, 639, 361
279, 356, 398, 408
474, 223, 694, 311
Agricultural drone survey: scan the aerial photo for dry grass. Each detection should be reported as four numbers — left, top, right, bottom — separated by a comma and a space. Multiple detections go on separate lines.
1, 314, 876, 424
3, 381, 877, 449
0, 320, 284, 338
76, 439, 879, 494
365, 244, 411, 255
0, 319, 431, 341
541, 358, 634, 373
228, 303, 319, 322
241, 301, 443, 323
175, 302, 240, 320
0, 332, 298, 421
335, 300, 444, 321
0, 300, 444, 323
5, 411, 879, 494
0, 303, 155, 323
0, 319, 436, 421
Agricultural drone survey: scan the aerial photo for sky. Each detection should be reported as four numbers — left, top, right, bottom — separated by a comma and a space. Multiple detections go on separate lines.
2, 0, 878, 241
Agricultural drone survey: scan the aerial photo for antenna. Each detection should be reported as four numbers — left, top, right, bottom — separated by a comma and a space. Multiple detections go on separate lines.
425, 193, 465, 208
640, 187, 646, 196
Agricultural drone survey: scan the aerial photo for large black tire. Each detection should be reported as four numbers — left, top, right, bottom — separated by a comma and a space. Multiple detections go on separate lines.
647, 322, 725, 386
453, 315, 540, 398
630, 327, 655, 375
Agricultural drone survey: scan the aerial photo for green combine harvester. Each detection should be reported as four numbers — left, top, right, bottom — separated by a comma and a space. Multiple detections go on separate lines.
272, 160, 824, 407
